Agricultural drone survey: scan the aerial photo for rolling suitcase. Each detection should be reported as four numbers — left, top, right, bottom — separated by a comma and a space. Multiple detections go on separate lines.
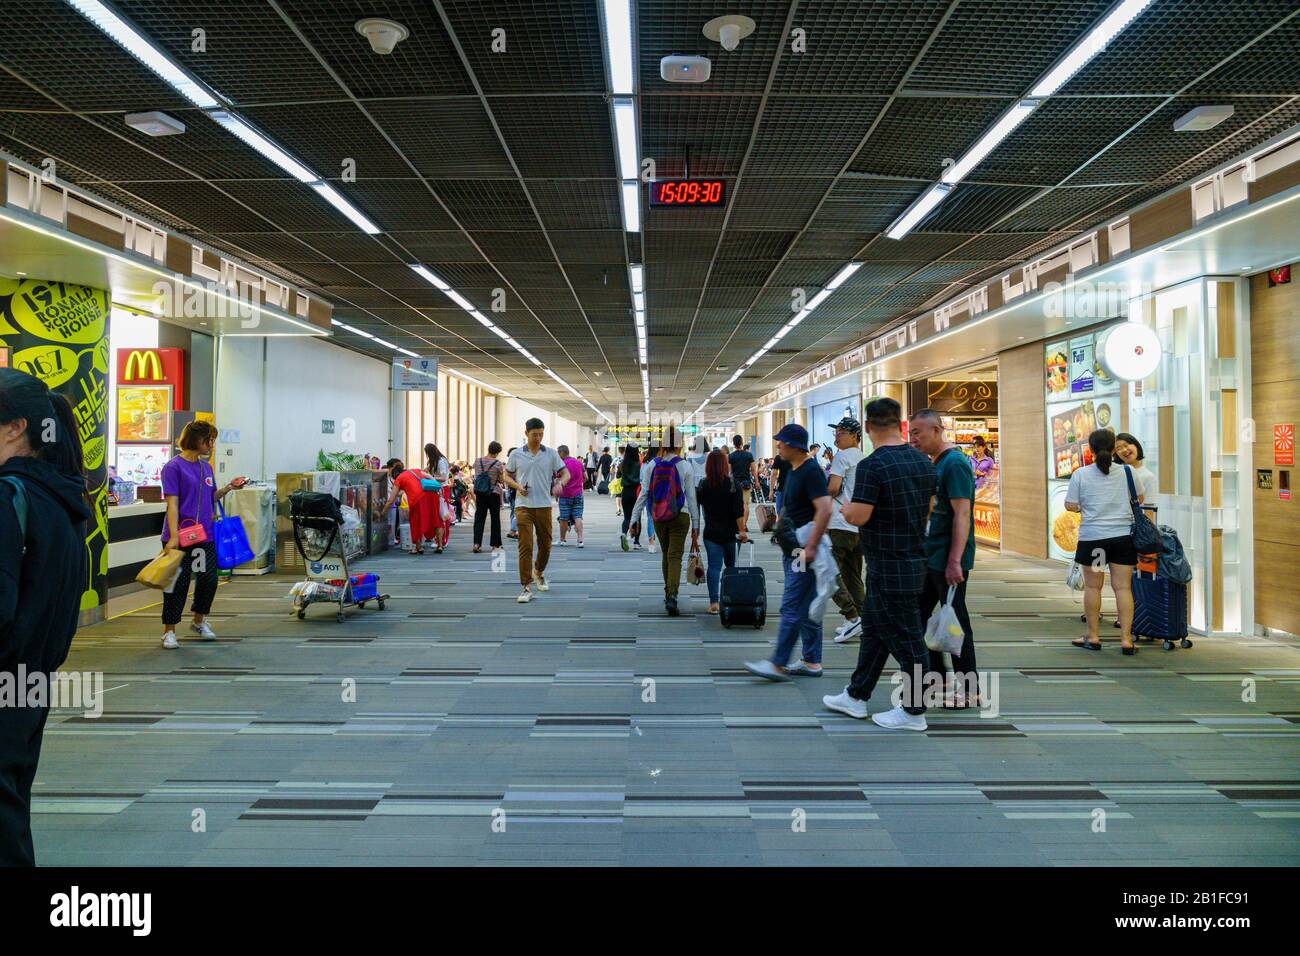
597, 479, 609, 495
1131, 569, 1193, 651
719, 542, 766, 629
752, 486, 777, 534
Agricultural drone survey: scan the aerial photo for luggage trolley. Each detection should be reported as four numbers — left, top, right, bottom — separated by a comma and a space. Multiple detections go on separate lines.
288, 490, 389, 623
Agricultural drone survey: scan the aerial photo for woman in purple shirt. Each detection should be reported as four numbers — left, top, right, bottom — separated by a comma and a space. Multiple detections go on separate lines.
159, 421, 246, 650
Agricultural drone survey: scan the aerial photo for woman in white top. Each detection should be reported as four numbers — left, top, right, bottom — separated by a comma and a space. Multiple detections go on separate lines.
686, 434, 710, 486
424, 442, 452, 552
1065, 429, 1142, 655
1114, 433, 1158, 503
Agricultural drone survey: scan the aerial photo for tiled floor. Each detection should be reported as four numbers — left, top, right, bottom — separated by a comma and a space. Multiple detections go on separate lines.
34, 496, 1300, 865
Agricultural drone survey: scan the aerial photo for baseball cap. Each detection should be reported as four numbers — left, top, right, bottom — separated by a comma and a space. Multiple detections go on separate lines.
773, 423, 810, 451
830, 416, 862, 437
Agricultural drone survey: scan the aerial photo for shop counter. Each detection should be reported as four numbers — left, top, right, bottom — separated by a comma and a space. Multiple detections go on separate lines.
107, 500, 166, 594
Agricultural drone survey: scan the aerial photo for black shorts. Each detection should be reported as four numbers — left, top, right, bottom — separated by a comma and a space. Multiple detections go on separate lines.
1074, 535, 1137, 567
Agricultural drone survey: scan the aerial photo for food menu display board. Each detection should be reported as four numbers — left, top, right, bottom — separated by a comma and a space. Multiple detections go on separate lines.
116, 384, 173, 443
114, 444, 170, 486
1045, 333, 1120, 403
1048, 484, 1080, 562
1049, 400, 1097, 479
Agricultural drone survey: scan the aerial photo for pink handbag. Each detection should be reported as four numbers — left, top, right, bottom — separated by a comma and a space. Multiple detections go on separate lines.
177, 518, 208, 547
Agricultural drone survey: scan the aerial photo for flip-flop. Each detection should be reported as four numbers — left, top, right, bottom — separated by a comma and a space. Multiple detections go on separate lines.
1071, 637, 1102, 650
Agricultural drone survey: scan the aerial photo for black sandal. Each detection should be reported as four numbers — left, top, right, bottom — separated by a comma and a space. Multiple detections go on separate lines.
1071, 637, 1102, 651
1121, 643, 1138, 656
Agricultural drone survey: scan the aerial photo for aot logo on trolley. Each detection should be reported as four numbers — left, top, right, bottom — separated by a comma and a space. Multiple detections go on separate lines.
648, 179, 726, 207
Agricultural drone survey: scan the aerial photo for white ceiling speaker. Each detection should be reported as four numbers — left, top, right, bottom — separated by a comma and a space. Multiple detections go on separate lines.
1098, 322, 1162, 382
703, 14, 756, 51
125, 111, 185, 136
1173, 104, 1235, 132
661, 54, 711, 83
355, 18, 409, 55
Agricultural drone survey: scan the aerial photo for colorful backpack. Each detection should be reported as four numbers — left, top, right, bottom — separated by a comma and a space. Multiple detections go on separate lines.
649, 456, 685, 523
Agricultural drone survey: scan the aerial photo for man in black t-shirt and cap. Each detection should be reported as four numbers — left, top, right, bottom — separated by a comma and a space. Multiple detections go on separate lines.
728, 434, 757, 530
822, 397, 937, 730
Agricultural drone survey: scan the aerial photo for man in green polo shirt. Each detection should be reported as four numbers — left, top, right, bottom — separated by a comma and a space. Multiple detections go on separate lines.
909, 408, 979, 708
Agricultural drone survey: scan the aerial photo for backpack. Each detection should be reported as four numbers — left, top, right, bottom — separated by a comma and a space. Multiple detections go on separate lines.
649, 456, 685, 523
0, 475, 29, 548
473, 459, 495, 495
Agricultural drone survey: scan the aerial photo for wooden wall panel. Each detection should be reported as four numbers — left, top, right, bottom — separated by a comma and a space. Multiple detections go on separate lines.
1129, 189, 1194, 252
1251, 266, 1300, 633
997, 342, 1047, 558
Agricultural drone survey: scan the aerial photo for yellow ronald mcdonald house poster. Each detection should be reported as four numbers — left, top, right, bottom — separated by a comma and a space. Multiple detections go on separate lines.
0, 276, 110, 616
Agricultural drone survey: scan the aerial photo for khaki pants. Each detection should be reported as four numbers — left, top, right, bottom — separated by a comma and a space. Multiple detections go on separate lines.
829, 528, 864, 620
516, 506, 553, 586
652, 511, 692, 599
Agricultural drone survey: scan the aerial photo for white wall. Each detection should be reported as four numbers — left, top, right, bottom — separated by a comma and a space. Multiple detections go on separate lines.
214, 336, 392, 480
494, 396, 584, 454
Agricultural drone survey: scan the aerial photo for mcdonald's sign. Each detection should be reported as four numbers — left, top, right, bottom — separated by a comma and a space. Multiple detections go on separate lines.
115, 347, 184, 409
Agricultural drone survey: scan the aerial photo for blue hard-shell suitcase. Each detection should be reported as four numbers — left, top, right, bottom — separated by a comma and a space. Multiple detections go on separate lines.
1132, 569, 1192, 650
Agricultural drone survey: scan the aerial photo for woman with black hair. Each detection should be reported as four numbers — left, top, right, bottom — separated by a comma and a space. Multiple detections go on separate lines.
159, 421, 247, 649
424, 443, 452, 552
1114, 432, 1157, 503
618, 444, 643, 551
0, 368, 91, 865
1065, 429, 1142, 655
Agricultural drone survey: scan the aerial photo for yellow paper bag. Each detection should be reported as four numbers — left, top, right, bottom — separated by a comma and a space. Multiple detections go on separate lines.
136, 548, 184, 590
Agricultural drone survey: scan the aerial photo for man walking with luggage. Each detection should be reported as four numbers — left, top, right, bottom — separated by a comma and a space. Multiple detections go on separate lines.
909, 409, 979, 707
504, 419, 569, 604
826, 416, 866, 644
822, 398, 937, 730
729, 434, 757, 530
745, 423, 832, 680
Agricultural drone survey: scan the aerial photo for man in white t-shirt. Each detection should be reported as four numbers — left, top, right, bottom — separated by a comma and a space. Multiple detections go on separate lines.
826, 417, 866, 643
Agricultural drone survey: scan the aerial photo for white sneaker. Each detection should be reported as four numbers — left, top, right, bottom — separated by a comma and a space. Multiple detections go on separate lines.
871, 705, 928, 732
533, 573, 549, 592
577, 540, 584, 548
632, 542, 643, 551
161, 631, 179, 650
743, 660, 791, 682
191, 621, 216, 640
833, 618, 862, 644
517, 587, 533, 603
648, 541, 658, 553
558, 539, 567, 547
822, 688, 867, 719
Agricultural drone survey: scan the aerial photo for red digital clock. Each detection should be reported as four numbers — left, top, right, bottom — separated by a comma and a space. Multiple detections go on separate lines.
648, 179, 726, 207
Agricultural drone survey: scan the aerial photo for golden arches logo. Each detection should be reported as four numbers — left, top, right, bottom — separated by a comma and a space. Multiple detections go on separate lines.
123, 350, 164, 382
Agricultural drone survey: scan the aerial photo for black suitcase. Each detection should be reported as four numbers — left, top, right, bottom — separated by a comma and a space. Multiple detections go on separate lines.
720, 542, 766, 629
597, 479, 609, 495
1132, 569, 1193, 650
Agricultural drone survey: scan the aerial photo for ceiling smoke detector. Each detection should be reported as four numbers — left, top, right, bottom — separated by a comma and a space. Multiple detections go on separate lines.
703, 14, 756, 51
661, 54, 711, 83
355, 18, 409, 55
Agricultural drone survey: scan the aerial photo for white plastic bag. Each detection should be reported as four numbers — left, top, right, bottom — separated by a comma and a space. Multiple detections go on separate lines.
1066, 560, 1085, 591
924, 585, 965, 655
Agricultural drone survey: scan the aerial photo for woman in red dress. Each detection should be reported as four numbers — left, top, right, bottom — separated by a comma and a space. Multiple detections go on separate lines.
380, 459, 428, 555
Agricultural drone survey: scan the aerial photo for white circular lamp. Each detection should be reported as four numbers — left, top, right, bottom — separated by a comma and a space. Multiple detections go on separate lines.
1098, 322, 1161, 382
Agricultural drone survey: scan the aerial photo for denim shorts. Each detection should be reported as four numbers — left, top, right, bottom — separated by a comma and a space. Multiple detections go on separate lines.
558, 495, 584, 523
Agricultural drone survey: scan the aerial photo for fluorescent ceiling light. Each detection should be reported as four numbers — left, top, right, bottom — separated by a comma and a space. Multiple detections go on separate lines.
805, 288, 833, 311
310, 182, 381, 235
633, 292, 645, 311
826, 261, 861, 289
489, 325, 510, 339
620, 181, 641, 232
601, 0, 635, 96
613, 98, 639, 180
630, 264, 644, 293
66, 0, 219, 109
210, 111, 317, 183
941, 99, 1039, 185
1031, 0, 1153, 98
396, 347, 419, 358
886, 182, 953, 240
410, 264, 450, 290
372, 337, 395, 349
443, 289, 476, 312
470, 311, 494, 327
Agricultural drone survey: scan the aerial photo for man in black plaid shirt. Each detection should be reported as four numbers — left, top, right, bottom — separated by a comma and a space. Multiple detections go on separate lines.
823, 397, 937, 731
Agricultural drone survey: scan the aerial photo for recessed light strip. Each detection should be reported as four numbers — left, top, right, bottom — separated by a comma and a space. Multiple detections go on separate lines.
886, 0, 1153, 238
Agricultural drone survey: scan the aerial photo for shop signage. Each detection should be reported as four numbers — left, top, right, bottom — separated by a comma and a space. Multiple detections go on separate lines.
1274, 423, 1294, 466
116, 348, 185, 410
392, 357, 437, 391
973, 503, 1001, 543
1267, 265, 1291, 287
1097, 322, 1161, 382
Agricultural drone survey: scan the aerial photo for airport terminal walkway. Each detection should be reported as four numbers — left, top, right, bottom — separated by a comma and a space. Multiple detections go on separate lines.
34, 498, 1300, 866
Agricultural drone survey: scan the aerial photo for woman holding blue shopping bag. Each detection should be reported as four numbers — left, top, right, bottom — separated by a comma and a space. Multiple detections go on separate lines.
160, 420, 247, 650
